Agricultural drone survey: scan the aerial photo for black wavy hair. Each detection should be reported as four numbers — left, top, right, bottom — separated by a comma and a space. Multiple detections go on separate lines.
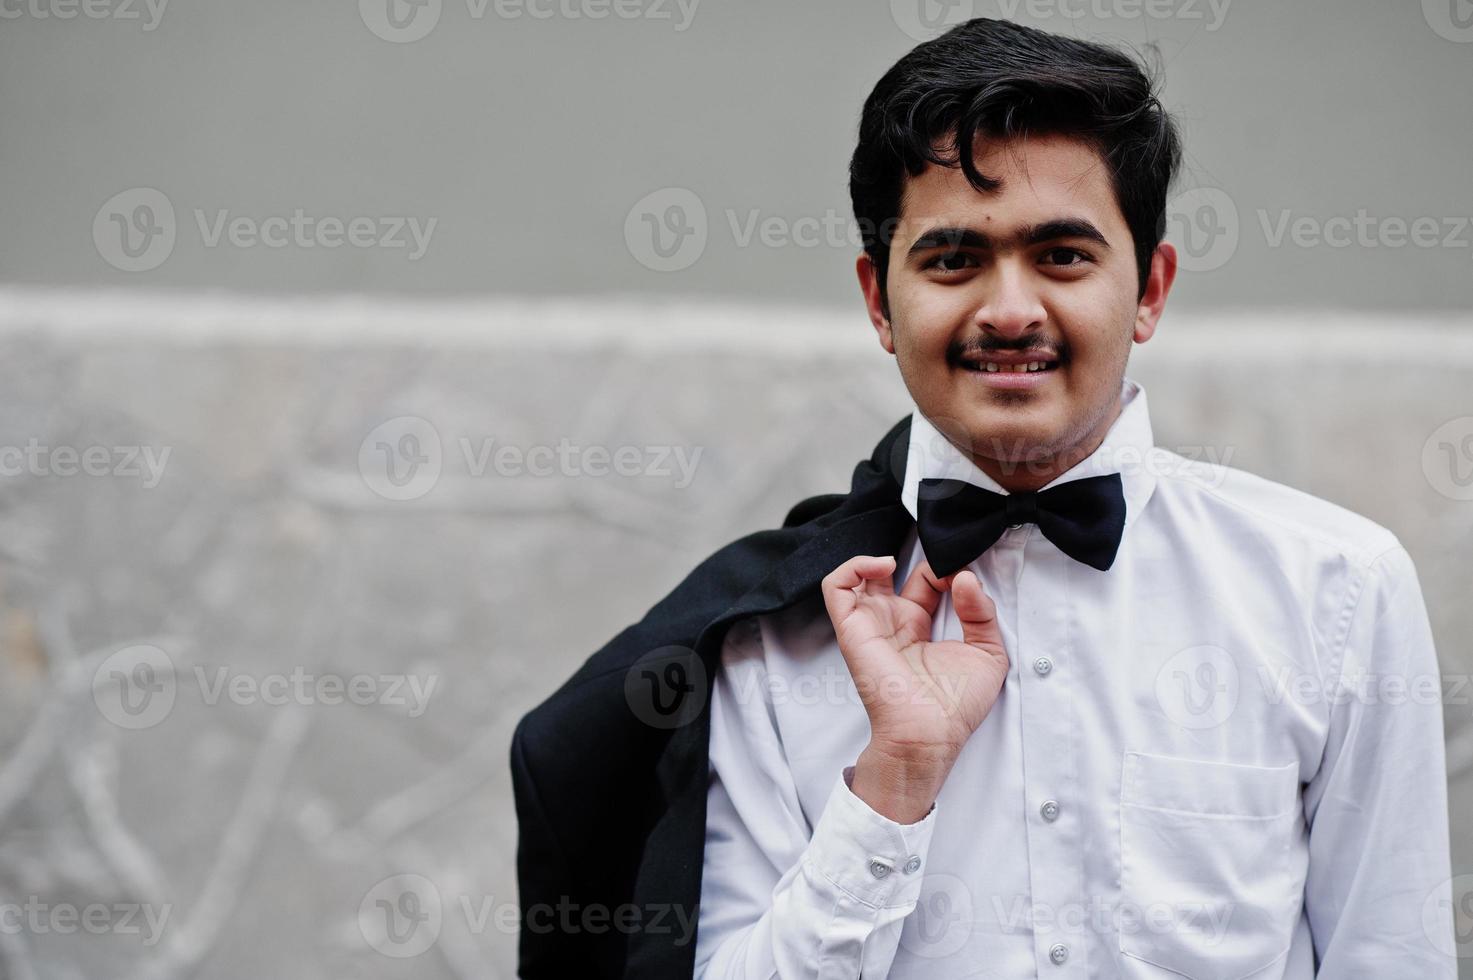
849, 18, 1181, 314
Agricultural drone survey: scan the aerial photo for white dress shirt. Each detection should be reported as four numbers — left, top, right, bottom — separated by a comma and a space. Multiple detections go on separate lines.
695, 376, 1456, 978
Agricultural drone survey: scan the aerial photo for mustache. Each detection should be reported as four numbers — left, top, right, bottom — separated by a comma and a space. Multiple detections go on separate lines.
947, 338, 1068, 363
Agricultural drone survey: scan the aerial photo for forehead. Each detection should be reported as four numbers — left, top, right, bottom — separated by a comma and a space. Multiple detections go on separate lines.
898, 133, 1123, 236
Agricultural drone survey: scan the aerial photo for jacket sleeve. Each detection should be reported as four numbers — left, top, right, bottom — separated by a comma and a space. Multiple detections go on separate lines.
1301, 544, 1458, 975
509, 720, 581, 977
694, 618, 938, 978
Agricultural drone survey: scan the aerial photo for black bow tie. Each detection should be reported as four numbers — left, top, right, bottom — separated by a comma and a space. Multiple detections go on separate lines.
915, 472, 1127, 575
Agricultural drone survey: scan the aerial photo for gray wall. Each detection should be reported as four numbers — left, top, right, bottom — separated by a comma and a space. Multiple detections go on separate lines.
0, 295, 1469, 978
1, 0, 1471, 310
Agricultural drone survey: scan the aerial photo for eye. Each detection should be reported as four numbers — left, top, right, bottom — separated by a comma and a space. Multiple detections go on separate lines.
1040, 247, 1090, 267
925, 251, 978, 273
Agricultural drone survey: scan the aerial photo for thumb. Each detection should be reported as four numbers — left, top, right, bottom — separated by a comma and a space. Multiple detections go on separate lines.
951, 570, 1005, 653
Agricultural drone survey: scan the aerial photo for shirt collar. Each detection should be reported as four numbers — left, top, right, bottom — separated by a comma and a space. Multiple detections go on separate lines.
900, 375, 1158, 533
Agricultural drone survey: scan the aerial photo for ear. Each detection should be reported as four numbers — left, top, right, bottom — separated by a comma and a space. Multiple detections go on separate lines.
856, 252, 895, 354
1134, 242, 1177, 344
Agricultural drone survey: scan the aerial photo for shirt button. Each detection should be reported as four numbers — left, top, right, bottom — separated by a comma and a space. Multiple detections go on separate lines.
1033, 656, 1053, 676
868, 859, 893, 880
1049, 942, 1069, 964
1040, 800, 1060, 822
902, 855, 923, 875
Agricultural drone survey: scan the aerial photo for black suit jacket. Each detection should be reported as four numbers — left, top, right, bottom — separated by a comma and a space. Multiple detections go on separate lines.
509, 415, 917, 978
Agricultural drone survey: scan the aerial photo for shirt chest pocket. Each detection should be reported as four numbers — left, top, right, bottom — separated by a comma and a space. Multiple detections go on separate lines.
1118, 751, 1305, 979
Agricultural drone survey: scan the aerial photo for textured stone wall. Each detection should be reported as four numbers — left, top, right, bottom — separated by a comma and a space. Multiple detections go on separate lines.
0, 290, 1468, 978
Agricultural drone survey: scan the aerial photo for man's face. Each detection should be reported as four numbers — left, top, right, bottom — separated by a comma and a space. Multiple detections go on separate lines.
858, 133, 1174, 489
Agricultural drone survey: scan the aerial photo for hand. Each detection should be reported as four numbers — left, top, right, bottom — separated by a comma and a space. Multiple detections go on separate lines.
821, 555, 1011, 820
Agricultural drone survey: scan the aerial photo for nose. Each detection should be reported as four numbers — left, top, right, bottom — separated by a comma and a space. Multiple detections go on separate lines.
972, 262, 1046, 339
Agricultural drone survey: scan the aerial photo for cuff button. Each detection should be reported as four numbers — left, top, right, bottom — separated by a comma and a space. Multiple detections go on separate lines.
868, 859, 893, 879
902, 855, 922, 875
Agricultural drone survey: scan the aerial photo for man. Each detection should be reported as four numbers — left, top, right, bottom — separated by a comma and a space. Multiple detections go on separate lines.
511, 18, 1456, 978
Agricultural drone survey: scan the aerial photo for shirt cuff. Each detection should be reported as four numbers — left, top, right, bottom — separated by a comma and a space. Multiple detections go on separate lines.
802, 766, 939, 909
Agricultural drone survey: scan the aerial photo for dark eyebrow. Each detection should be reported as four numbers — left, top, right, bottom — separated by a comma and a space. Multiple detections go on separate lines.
906, 218, 1111, 258
1025, 219, 1110, 248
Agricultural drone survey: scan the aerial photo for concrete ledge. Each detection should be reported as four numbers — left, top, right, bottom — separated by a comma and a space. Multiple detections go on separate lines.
0, 287, 1467, 978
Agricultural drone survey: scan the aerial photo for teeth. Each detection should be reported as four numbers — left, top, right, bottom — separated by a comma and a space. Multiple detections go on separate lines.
979, 361, 1050, 373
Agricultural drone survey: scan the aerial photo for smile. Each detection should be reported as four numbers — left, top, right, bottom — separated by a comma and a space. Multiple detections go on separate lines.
957, 357, 1061, 389
961, 361, 1058, 374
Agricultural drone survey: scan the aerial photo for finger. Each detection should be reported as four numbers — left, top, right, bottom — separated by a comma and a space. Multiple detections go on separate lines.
821, 555, 896, 623
951, 570, 1006, 653
897, 560, 948, 620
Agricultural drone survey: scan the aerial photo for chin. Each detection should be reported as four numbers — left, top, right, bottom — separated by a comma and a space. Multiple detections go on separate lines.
970, 402, 1059, 432
965, 415, 1061, 458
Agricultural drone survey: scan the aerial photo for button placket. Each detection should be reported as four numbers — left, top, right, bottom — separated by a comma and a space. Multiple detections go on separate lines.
1015, 541, 1085, 975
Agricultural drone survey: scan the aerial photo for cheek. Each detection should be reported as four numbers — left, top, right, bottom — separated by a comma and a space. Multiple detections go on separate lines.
893, 324, 941, 382
893, 284, 970, 356
1050, 288, 1135, 360
892, 306, 950, 359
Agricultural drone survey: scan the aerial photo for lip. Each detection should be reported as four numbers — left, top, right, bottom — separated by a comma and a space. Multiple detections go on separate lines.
956, 354, 1062, 390
961, 364, 1058, 390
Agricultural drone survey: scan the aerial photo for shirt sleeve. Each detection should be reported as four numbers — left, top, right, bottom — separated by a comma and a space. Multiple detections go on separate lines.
694, 617, 938, 979
1302, 544, 1458, 976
